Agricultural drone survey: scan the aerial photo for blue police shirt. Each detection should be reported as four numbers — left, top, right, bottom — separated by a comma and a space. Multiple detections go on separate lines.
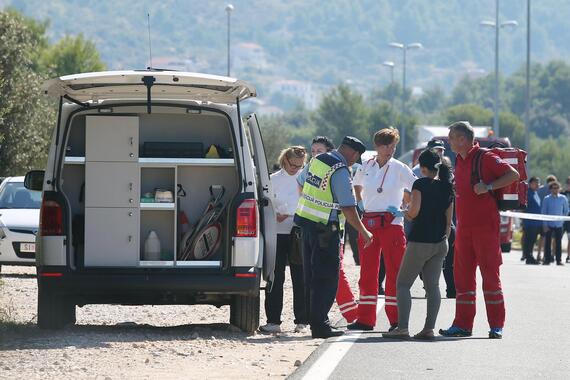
297, 151, 357, 222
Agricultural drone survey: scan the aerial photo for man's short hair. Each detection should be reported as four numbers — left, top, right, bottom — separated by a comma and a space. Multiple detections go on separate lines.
545, 175, 558, 183
549, 181, 561, 190
311, 136, 335, 151
448, 121, 475, 142
374, 127, 400, 146
529, 176, 540, 184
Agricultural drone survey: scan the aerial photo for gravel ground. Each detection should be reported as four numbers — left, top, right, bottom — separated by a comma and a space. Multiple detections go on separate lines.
0, 246, 365, 379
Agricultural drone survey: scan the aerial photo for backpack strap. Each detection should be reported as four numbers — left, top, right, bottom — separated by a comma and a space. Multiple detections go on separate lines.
470, 149, 486, 186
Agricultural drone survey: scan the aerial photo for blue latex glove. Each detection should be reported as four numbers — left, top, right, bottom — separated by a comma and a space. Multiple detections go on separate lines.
387, 206, 404, 218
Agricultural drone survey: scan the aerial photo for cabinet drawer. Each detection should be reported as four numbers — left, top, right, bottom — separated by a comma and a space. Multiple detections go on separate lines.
84, 208, 139, 267
85, 162, 140, 208
86, 116, 139, 162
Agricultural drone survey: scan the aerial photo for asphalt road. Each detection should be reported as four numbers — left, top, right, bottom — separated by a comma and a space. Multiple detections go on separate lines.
291, 249, 570, 380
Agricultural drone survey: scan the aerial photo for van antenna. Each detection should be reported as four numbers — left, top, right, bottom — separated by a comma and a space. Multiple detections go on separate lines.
147, 12, 153, 69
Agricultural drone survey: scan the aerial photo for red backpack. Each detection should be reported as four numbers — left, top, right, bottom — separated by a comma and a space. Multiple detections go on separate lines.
471, 147, 528, 210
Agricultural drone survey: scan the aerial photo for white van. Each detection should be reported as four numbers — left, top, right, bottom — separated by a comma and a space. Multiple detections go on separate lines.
25, 70, 276, 332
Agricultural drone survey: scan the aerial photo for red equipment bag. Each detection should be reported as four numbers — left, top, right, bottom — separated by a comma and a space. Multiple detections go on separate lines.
472, 147, 528, 210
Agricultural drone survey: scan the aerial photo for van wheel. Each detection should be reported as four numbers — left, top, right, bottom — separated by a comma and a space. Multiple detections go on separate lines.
37, 286, 76, 329
501, 243, 512, 253
230, 292, 260, 333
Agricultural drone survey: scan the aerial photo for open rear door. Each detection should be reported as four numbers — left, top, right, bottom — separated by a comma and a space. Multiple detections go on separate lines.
245, 114, 276, 285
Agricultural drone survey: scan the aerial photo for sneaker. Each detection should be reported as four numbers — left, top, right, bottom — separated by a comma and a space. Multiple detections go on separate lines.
446, 291, 456, 299
388, 324, 398, 332
489, 327, 503, 339
526, 259, 539, 265
259, 323, 281, 334
378, 287, 385, 295
347, 322, 374, 331
294, 324, 308, 333
520, 255, 525, 261
439, 326, 472, 337
557, 262, 564, 266
382, 327, 410, 339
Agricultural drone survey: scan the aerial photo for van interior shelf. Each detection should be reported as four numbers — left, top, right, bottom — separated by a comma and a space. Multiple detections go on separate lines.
64, 156, 235, 166
140, 203, 175, 210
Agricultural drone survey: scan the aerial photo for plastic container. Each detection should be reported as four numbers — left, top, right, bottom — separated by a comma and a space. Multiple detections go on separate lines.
144, 230, 161, 261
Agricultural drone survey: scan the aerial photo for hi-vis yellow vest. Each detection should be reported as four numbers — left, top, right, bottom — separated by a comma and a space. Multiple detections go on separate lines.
296, 153, 347, 228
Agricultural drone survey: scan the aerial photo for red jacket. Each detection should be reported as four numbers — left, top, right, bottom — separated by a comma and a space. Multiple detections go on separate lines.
455, 144, 511, 229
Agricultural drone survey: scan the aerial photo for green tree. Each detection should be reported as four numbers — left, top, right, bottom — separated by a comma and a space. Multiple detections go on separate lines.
258, 117, 292, 170
445, 103, 493, 125
527, 135, 570, 181
40, 33, 106, 77
0, 10, 55, 175
315, 84, 369, 144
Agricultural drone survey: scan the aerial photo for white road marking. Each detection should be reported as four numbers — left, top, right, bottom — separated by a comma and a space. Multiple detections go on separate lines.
301, 298, 385, 380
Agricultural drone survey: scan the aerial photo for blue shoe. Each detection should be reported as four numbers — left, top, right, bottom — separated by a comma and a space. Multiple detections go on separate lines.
489, 327, 503, 339
439, 326, 472, 337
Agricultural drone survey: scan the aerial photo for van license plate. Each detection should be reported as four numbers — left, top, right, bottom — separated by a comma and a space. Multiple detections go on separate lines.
20, 243, 35, 253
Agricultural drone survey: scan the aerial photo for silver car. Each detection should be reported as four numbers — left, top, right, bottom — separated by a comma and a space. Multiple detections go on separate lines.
0, 177, 41, 271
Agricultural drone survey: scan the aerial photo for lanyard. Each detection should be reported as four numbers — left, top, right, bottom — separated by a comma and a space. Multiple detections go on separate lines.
377, 164, 390, 193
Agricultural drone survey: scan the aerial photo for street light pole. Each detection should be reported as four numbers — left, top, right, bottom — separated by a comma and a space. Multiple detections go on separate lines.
481, 0, 517, 138
389, 42, 422, 152
525, 0, 531, 158
225, 4, 234, 77
382, 61, 395, 84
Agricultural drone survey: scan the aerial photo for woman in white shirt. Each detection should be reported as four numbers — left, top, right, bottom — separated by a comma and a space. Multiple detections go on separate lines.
260, 146, 308, 334
347, 128, 416, 332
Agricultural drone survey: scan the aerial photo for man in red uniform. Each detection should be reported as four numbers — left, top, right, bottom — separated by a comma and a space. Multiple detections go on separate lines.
440, 121, 519, 339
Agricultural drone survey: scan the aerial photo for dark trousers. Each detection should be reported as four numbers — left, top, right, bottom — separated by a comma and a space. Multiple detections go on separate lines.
443, 226, 456, 296
522, 225, 541, 261
544, 227, 563, 263
265, 233, 307, 325
301, 220, 341, 332
378, 255, 386, 288
345, 222, 360, 265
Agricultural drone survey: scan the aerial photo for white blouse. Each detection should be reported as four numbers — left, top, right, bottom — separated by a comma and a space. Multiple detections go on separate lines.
270, 169, 301, 234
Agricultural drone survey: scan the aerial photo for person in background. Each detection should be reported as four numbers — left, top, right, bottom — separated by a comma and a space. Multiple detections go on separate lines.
439, 121, 519, 340
348, 127, 417, 332
295, 136, 373, 339
411, 139, 446, 178
260, 146, 309, 334
562, 176, 570, 264
310, 136, 335, 158
522, 177, 541, 265
536, 175, 558, 261
440, 156, 457, 298
541, 181, 569, 266
383, 148, 454, 340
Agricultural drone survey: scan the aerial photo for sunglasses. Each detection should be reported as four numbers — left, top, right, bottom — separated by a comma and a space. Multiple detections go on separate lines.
287, 158, 304, 170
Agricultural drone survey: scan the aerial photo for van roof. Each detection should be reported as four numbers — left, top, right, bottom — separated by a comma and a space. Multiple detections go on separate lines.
43, 70, 256, 103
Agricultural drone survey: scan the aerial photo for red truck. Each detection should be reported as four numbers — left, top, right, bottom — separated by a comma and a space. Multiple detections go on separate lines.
412, 136, 514, 252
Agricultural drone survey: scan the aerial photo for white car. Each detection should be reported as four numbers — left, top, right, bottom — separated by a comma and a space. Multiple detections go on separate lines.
0, 177, 41, 271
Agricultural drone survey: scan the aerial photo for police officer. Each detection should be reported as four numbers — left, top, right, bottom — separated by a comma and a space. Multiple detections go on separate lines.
295, 136, 373, 339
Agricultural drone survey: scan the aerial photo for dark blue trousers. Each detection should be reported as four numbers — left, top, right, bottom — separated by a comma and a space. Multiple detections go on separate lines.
300, 219, 341, 332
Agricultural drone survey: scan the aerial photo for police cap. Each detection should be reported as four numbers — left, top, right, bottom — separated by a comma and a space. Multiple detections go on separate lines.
427, 139, 445, 150
341, 136, 366, 154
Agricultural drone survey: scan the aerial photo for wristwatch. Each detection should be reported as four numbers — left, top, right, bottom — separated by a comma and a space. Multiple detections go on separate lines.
486, 183, 493, 191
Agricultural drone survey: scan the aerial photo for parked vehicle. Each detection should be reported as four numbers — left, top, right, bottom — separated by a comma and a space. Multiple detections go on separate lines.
0, 177, 42, 271
413, 136, 515, 252
25, 70, 277, 331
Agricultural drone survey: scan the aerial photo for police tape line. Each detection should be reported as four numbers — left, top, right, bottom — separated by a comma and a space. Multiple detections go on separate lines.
500, 211, 570, 221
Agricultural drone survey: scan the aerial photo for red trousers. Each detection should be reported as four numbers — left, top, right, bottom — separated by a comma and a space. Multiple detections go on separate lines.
356, 223, 406, 327
453, 225, 505, 330
336, 242, 358, 323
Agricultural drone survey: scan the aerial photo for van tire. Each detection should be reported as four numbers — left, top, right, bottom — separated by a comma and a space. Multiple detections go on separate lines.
501, 242, 512, 253
230, 292, 260, 333
37, 287, 76, 329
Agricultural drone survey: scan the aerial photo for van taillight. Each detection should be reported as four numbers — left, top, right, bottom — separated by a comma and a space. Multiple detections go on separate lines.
40, 200, 63, 236
235, 199, 257, 237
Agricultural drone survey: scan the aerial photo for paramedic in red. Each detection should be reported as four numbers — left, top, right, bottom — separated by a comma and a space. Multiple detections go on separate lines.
440, 121, 519, 339
348, 127, 416, 332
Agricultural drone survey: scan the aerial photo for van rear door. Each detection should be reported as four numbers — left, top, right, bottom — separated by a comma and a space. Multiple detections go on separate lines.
245, 114, 276, 285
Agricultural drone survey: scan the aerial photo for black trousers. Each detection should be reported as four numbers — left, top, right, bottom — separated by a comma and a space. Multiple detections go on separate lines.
345, 222, 360, 265
265, 233, 307, 325
544, 227, 563, 263
522, 225, 541, 260
443, 226, 456, 296
301, 220, 341, 332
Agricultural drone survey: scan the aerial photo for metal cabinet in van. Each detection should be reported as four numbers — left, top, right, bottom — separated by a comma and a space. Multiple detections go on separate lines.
25, 70, 277, 332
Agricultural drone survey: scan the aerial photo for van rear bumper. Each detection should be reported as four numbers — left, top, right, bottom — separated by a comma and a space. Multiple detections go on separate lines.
37, 266, 261, 305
